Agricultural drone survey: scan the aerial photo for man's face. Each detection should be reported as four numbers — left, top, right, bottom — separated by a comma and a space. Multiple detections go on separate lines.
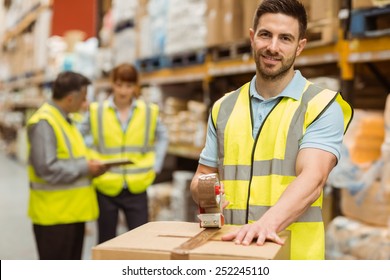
250, 13, 306, 81
69, 86, 87, 113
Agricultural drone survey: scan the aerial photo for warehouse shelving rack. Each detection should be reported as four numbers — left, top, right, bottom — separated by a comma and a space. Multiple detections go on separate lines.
1, 1, 390, 160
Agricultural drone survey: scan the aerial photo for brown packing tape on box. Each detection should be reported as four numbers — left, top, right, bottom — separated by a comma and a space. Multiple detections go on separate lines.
92, 221, 291, 260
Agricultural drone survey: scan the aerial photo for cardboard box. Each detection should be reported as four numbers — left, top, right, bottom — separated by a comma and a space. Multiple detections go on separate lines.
341, 180, 390, 227
310, 0, 340, 22
242, 0, 262, 39
206, 0, 224, 47
222, 0, 243, 43
353, 0, 383, 9
92, 221, 290, 260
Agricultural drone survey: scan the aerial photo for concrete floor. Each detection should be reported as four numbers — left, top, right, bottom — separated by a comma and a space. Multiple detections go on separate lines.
0, 152, 98, 260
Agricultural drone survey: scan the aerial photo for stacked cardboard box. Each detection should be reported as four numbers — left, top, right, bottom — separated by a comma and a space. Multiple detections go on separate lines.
341, 180, 390, 227
326, 216, 390, 259
353, 0, 390, 9
92, 221, 291, 260
343, 109, 384, 164
162, 98, 207, 148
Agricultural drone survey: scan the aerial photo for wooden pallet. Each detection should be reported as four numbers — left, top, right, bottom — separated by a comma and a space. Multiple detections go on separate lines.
305, 18, 339, 48
136, 55, 170, 72
209, 40, 252, 61
136, 50, 206, 72
350, 5, 390, 38
165, 50, 206, 68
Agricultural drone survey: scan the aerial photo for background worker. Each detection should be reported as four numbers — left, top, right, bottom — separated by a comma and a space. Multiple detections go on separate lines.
190, 0, 353, 260
27, 71, 108, 260
80, 63, 169, 243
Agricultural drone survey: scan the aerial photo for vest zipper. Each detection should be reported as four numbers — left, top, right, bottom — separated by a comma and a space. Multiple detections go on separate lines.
245, 98, 282, 223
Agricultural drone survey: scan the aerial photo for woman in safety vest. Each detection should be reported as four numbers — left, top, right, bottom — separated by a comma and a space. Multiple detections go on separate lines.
80, 63, 168, 243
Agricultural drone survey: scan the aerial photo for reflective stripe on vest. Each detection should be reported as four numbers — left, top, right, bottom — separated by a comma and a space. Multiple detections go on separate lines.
30, 176, 90, 191
109, 166, 153, 174
224, 206, 323, 225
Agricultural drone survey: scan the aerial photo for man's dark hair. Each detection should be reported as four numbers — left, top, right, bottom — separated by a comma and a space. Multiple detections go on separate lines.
253, 0, 307, 39
52, 71, 91, 100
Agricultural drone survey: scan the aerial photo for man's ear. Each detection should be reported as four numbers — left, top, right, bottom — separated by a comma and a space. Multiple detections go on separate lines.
296, 38, 307, 56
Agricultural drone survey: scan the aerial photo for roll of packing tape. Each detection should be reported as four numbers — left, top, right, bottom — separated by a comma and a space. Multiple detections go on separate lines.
198, 173, 220, 209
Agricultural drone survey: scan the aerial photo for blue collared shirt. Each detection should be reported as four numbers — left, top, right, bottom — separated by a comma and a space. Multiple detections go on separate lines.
199, 71, 345, 168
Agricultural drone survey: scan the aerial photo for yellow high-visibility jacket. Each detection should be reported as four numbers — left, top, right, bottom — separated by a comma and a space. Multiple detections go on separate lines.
27, 103, 98, 225
212, 82, 353, 259
89, 100, 158, 196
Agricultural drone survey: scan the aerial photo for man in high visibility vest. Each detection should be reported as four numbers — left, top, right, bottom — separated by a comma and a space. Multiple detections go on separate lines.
190, 0, 353, 259
27, 71, 108, 259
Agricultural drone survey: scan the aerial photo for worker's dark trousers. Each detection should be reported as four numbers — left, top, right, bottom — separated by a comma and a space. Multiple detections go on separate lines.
97, 189, 148, 244
33, 222, 85, 260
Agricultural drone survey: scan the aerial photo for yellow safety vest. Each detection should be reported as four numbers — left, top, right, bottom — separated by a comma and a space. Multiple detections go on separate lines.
212, 82, 353, 260
89, 99, 158, 196
27, 103, 98, 225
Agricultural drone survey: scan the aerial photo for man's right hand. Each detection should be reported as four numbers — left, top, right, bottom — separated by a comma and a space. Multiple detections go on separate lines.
87, 160, 108, 177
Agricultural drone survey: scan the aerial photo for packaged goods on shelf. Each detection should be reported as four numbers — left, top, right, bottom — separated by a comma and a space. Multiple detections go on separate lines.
164, 96, 187, 111
0, 1, 4, 41
112, 0, 137, 26
326, 216, 390, 260
171, 170, 197, 222
165, 0, 207, 54
353, 0, 390, 9
95, 48, 113, 79
343, 109, 384, 164
341, 180, 390, 227
72, 37, 99, 79
222, 0, 243, 43
207, 0, 248, 46
206, 0, 223, 46
140, 85, 164, 108
46, 36, 68, 79
242, 0, 262, 38
137, 14, 153, 58
309, 0, 340, 22
327, 108, 386, 199
33, 8, 52, 72
162, 98, 207, 147
308, 76, 340, 92
187, 100, 207, 120
112, 27, 137, 66
147, 171, 197, 223
147, 182, 175, 221
145, 0, 169, 56
63, 30, 86, 53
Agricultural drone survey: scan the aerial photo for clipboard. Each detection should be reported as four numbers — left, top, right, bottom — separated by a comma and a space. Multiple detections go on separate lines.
101, 159, 134, 167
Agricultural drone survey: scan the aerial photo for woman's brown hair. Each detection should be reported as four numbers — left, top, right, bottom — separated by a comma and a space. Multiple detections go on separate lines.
110, 63, 140, 97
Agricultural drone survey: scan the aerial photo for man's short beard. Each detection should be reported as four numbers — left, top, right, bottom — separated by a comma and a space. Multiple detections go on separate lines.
254, 50, 296, 81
